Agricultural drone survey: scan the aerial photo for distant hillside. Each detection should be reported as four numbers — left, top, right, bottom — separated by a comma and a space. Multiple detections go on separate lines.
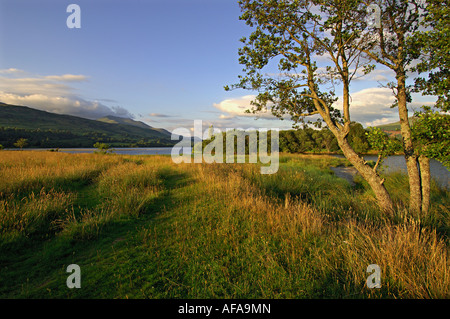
373, 117, 416, 132
0, 102, 176, 148
97, 115, 172, 136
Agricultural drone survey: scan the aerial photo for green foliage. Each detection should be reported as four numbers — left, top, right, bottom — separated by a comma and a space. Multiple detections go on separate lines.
410, 0, 450, 111
93, 142, 110, 150
412, 111, 450, 169
200, 129, 275, 157
226, 0, 373, 127
13, 138, 28, 150
93, 142, 113, 154
199, 123, 374, 155
366, 128, 401, 159
279, 124, 368, 154
347, 123, 370, 154
0, 144, 3, 150
280, 128, 317, 153
199, 123, 380, 155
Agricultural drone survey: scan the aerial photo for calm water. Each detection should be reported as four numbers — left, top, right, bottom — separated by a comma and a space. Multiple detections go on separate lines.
334, 155, 450, 189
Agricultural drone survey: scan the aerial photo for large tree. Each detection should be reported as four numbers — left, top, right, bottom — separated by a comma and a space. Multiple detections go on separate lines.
409, 0, 450, 214
356, 0, 429, 214
227, 0, 396, 213
411, 110, 450, 213
410, 0, 449, 113
357, 0, 449, 214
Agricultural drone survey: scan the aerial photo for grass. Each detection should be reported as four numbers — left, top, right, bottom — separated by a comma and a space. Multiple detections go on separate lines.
0, 151, 448, 298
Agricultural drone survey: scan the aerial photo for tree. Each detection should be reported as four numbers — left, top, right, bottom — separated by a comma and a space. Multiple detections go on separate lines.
412, 111, 450, 169
296, 128, 315, 153
348, 122, 370, 154
14, 138, 28, 150
320, 128, 339, 152
366, 127, 402, 173
283, 130, 301, 153
412, 111, 450, 213
357, 0, 449, 214
408, 0, 450, 214
410, 0, 449, 112
93, 142, 113, 154
227, 0, 395, 213
356, 0, 427, 213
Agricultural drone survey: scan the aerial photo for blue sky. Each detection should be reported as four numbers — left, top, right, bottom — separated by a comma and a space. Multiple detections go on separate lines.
0, 0, 436, 136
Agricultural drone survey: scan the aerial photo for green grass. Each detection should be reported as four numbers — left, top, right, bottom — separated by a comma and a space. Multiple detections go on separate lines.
0, 151, 448, 298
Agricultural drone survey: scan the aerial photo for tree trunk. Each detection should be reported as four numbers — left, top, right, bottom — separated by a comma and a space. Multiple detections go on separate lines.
396, 70, 422, 214
418, 155, 431, 215
337, 134, 395, 215
318, 69, 394, 215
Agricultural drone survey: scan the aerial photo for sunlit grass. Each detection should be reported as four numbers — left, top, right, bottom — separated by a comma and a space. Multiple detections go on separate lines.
0, 151, 448, 298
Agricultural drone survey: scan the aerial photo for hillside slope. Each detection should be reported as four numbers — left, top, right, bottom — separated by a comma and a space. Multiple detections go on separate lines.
373, 118, 416, 131
0, 102, 175, 148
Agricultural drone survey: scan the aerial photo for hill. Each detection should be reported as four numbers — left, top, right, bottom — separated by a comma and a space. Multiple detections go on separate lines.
373, 117, 416, 132
0, 102, 176, 148
97, 115, 172, 136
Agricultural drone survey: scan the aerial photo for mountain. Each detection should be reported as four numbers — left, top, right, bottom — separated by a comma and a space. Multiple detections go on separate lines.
97, 115, 172, 136
0, 102, 176, 148
98, 115, 151, 129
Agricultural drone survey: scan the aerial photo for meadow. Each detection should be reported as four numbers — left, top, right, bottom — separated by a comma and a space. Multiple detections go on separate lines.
0, 151, 448, 298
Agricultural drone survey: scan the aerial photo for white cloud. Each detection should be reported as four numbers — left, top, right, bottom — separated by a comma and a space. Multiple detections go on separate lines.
0, 69, 132, 119
332, 87, 397, 125
219, 114, 235, 120
149, 113, 173, 118
0, 92, 133, 119
0, 68, 26, 75
333, 87, 436, 127
44, 74, 88, 82
213, 95, 257, 116
365, 117, 394, 127
351, 68, 396, 82
212, 86, 437, 131
213, 95, 276, 119
0, 77, 73, 96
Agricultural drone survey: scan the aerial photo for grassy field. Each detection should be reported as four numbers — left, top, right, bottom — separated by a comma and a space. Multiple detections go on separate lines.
0, 151, 449, 298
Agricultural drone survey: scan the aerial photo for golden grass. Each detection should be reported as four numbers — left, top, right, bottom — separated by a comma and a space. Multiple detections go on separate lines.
0, 151, 119, 196
0, 151, 448, 298
191, 162, 450, 298
0, 188, 74, 240
334, 219, 450, 298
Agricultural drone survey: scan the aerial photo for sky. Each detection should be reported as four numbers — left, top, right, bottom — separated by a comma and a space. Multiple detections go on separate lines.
0, 0, 436, 137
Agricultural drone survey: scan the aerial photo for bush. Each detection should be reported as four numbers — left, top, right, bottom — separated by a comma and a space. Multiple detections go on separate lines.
93, 142, 114, 154
13, 138, 28, 150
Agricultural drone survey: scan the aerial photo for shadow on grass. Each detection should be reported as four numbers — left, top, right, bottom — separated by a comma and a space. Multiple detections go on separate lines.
0, 166, 194, 298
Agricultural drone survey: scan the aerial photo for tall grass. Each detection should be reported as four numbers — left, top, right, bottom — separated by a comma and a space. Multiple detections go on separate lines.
0, 151, 118, 197
187, 162, 450, 298
0, 189, 74, 247
0, 151, 448, 298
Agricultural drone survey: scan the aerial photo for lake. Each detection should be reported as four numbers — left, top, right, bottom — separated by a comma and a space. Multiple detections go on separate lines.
334, 154, 450, 189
